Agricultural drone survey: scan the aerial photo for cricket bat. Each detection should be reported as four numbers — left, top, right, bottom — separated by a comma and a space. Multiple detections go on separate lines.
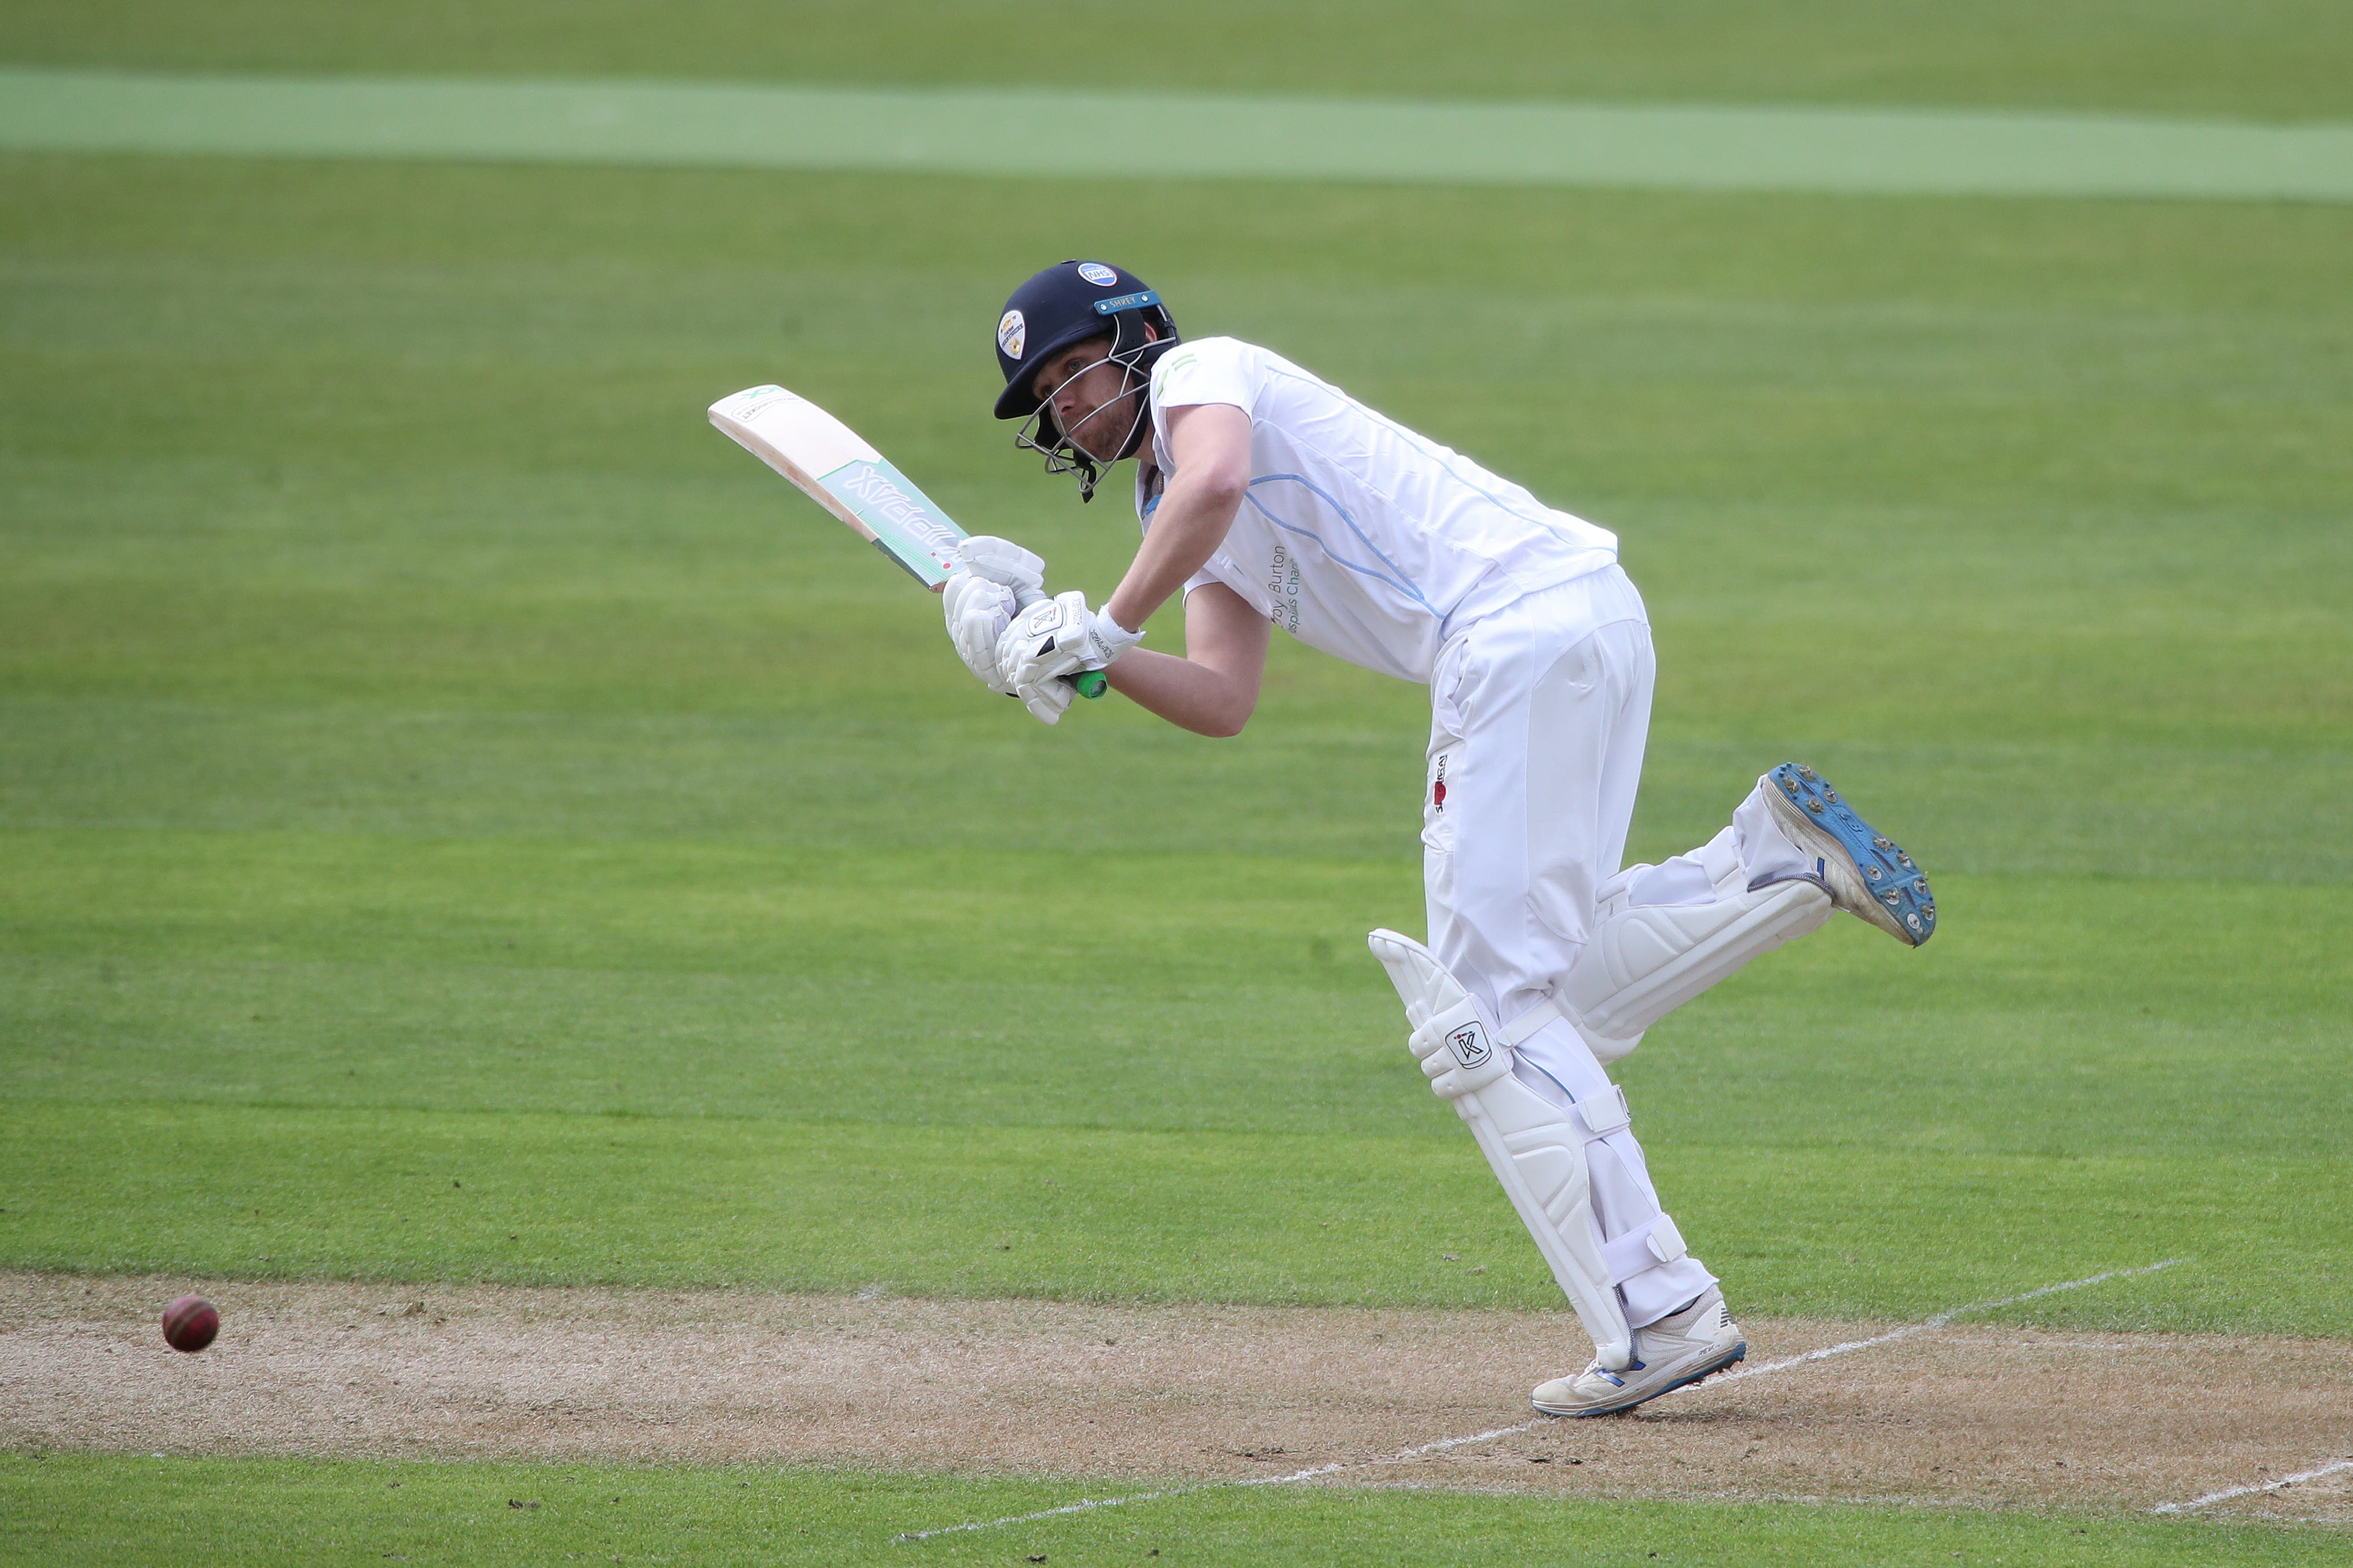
709, 384, 1107, 699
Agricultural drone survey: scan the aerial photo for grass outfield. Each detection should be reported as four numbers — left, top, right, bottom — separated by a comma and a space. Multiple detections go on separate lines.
4, 155, 2345, 1332
2, 1, 2349, 1560
2, 0, 2350, 118
4, 1455, 2347, 1567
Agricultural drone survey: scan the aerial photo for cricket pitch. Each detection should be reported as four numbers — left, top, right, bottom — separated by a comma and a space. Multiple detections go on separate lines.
6, 1273, 2348, 1526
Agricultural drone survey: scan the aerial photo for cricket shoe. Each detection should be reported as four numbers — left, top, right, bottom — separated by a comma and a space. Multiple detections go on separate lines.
1530, 1287, 1746, 1418
1763, 762, 1936, 946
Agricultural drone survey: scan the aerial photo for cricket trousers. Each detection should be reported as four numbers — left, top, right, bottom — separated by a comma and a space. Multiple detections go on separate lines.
1421, 563, 1721, 1328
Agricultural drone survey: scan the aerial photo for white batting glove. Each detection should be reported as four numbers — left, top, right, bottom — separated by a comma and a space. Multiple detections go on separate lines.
996, 590, 1142, 720
941, 536, 1047, 695
944, 572, 1019, 693
1014, 673, 1079, 726
957, 535, 1046, 600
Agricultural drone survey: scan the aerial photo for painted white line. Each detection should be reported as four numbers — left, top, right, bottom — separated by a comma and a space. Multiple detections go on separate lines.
2152, 1457, 2353, 1514
1388, 1420, 1541, 1459
895, 1484, 1189, 1539
894, 1428, 1537, 1540
1720, 1259, 2184, 1382
895, 1258, 2182, 1543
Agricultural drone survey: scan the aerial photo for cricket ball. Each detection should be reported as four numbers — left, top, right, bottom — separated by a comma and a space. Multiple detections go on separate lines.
162, 1294, 219, 1354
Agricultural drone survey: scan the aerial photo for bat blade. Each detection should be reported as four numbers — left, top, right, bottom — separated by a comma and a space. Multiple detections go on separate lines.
709, 384, 966, 587
708, 383, 1109, 700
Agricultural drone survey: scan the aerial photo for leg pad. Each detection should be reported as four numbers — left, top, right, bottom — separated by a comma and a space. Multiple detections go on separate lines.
1563, 876, 1831, 1041
1369, 928, 1634, 1369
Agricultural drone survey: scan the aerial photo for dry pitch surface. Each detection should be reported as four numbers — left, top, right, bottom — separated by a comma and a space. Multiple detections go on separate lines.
6, 1274, 2350, 1529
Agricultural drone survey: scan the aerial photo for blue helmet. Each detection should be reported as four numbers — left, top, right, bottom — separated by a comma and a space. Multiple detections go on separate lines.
992, 260, 1178, 419
992, 260, 1179, 500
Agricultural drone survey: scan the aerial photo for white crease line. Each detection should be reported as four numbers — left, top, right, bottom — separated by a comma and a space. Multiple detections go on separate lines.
1389, 1420, 1541, 1459
2152, 1457, 2353, 1515
895, 1258, 2182, 1543
895, 1484, 1190, 1539
1720, 1259, 2183, 1382
894, 1429, 1534, 1541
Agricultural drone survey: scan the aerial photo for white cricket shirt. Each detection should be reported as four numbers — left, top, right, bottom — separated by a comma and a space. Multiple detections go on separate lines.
1138, 336, 1619, 684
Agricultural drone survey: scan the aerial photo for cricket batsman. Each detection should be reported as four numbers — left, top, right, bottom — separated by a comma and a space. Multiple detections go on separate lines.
941, 260, 1937, 1417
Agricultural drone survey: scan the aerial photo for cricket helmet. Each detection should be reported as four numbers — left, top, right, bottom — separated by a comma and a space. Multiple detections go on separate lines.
990, 259, 1178, 421
992, 260, 1178, 501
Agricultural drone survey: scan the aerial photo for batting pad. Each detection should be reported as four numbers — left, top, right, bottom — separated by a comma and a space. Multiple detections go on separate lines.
1562, 868, 1832, 1044
1369, 928, 1634, 1369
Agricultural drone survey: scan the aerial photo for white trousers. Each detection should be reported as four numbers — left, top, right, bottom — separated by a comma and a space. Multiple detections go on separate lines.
1422, 564, 1738, 1327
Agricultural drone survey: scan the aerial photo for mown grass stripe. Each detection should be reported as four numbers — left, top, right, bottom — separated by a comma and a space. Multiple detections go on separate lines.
2, 67, 2349, 202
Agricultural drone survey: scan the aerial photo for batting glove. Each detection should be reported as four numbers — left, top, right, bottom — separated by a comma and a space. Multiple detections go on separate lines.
1013, 674, 1079, 726
996, 590, 1142, 711
941, 536, 1047, 695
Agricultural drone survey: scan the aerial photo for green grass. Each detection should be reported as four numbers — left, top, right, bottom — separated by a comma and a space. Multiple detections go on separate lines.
3, 1, 2350, 119
2, 152, 2345, 1336
1, 831, 2346, 1327
2, 1454, 2344, 1567
1, 1102, 2331, 1332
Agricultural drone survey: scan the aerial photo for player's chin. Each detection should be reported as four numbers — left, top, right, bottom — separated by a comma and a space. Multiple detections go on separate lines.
1068, 402, 1137, 460
1066, 429, 1120, 464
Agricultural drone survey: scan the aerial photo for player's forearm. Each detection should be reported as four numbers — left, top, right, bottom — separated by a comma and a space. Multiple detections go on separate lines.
1104, 646, 1258, 737
1104, 474, 1244, 633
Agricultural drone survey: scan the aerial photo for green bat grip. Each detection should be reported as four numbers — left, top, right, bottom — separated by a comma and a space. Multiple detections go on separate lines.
1073, 670, 1108, 699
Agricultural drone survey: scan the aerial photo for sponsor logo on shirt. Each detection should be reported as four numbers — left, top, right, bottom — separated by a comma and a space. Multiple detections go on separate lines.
1151, 350, 1199, 394
1432, 751, 1448, 811
1265, 542, 1301, 634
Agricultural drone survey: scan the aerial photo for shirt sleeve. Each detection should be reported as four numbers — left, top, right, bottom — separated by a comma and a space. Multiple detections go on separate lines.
1153, 341, 1257, 603
1150, 337, 1256, 420
1182, 554, 1274, 621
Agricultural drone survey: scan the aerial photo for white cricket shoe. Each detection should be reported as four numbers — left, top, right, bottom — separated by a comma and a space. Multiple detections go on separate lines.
1530, 1286, 1746, 1418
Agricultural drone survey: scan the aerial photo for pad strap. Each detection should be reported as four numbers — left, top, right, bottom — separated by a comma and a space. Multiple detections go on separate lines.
1696, 827, 1745, 892
1601, 1213, 1689, 1281
1504, 995, 1645, 1068
1574, 1084, 1630, 1138
1502, 997, 1562, 1047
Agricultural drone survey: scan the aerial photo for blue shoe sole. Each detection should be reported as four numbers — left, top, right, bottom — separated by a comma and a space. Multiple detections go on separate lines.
1769, 763, 1937, 946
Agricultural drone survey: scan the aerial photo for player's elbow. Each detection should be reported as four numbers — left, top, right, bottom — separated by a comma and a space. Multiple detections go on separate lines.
1194, 688, 1258, 738
1199, 467, 1249, 516
1176, 454, 1248, 519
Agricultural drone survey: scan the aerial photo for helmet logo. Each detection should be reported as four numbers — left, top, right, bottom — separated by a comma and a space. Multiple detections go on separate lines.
997, 309, 1026, 360
1076, 262, 1118, 286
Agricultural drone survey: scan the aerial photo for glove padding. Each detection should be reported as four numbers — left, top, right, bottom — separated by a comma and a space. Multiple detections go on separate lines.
1016, 673, 1076, 726
996, 590, 1142, 725
942, 537, 1046, 696
958, 535, 1047, 598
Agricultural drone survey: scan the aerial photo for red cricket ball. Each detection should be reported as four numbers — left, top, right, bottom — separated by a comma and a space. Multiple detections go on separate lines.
162, 1294, 219, 1353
